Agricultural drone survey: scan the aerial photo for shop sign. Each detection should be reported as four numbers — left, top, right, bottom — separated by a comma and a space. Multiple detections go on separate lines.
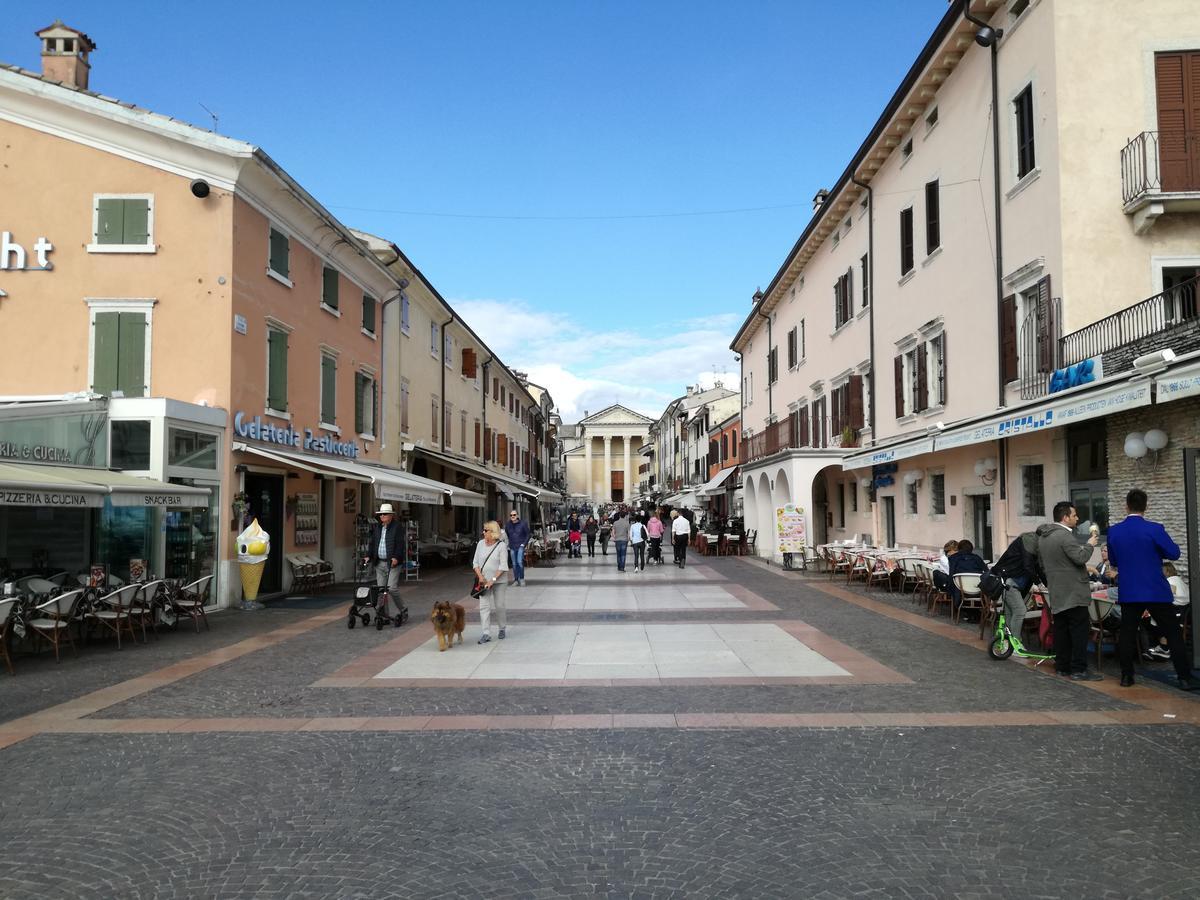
1155, 361, 1200, 403
233, 412, 359, 459
0, 231, 54, 300
1048, 357, 1102, 394
2, 489, 99, 508
0, 413, 107, 468
842, 438, 934, 470
0, 441, 74, 463
110, 492, 209, 508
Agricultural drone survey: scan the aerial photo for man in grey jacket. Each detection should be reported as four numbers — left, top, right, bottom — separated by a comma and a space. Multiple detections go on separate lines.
611, 511, 631, 572
1036, 501, 1100, 681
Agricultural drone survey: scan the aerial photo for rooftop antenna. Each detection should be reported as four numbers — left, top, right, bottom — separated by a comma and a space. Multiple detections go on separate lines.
199, 102, 219, 133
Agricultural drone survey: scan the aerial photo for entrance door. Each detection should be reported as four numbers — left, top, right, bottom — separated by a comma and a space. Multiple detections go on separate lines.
1182, 449, 1200, 669
611, 471, 624, 503
882, 496, 896, 548
243, 472, 284, 595
973, 494, 993, 561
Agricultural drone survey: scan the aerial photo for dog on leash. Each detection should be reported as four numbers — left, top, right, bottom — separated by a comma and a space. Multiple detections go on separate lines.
430, 600, 466, 651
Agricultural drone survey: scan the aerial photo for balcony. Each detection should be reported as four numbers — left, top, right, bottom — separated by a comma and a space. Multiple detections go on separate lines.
1120, 131, 1200, 234
1060, 274, 1200, 375
1018, 296, 1063, 400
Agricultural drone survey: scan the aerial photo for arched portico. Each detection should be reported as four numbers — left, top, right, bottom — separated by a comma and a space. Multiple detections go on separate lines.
739, 449, 847, 562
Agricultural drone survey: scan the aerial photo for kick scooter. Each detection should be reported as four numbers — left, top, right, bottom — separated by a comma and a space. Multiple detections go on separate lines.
987, 598, 1053, 663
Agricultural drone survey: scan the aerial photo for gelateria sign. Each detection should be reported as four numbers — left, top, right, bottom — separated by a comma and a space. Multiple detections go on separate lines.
233, 412, 360, 459
0, 230, 55, 302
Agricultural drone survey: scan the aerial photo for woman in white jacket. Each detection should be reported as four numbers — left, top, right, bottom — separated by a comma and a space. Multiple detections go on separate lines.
473, 520, 510, 643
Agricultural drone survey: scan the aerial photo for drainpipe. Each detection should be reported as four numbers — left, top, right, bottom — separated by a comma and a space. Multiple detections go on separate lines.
440, 317, 454, 452
850, 175, 875, 437
377, 283, 406, 454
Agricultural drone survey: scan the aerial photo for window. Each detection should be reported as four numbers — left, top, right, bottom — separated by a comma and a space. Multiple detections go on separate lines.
493, 377, 499, 401
444, 330, 452, 368
834, 269, 853, 328
444, 402, 453, 447
768, 347, 779, 384
800, 319, 806, 360
930, 473, 946, 515
474, 420, 482, 458
268, 226, 290, 281
1022, 464, 1045, 516
837, 482, 846, 528
111, 420, 151, 469
787, 327, 798, 369
91, 308, 149, 398
929, 333, 947, 407
1014, 84, 1036, 178
320, 352, 337, 425
925, 106, 939, 131
461, 411, 467, 453
321, 267, 339, 311
731, 430, 737, 457
361, 294, 376, 335
355, 372, 377, 437
849, 481, 858, 513
90, 195, 153, 252
744, 372, 753, 404
400, 379, 410, 434
400, 294, 410, 335
168, 429, 218, 469
900, 208, 914, 275
720, 434, 728, 461
861, 253, 870, 307
902, 138, 913, 161
430, 322, 439, 357
266, 326, 288, 412
906, 479, 919, 515
431, 397, 439, 443
925, 180, 940, 254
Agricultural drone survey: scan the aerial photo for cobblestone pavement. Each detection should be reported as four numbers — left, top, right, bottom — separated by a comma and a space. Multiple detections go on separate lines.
2, 554, 1199, 898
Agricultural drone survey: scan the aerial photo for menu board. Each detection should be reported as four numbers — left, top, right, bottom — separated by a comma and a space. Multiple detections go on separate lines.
294, 493, 319, 546
775, 504, 807, 554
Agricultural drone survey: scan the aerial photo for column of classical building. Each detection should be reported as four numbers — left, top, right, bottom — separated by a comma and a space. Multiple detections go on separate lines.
584, 436, 593, 500
602, 436, 613, 502
623, 435, 632, 504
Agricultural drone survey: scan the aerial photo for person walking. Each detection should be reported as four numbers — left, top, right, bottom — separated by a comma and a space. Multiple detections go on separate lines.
364, 503, 404, 620
473, 520, 510, 643
599, 516, 612, 556
504, 509, 530, 587
612, 510, 631, 572
671, 510, 692, 568
630, 515, 648, 572
1107, 489, 1192, 690
584, 515, 598, 557
1037, 501, 1101, 681
646, 511, 665, 565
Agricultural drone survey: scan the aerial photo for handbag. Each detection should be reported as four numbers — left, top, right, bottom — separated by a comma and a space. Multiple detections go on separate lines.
471, 542, 500, 598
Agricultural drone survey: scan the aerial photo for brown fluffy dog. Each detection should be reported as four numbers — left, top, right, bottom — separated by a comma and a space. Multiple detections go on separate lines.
430, 600, 466, 651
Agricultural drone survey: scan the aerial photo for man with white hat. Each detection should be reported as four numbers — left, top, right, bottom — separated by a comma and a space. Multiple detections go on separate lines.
365, 503, 402, 608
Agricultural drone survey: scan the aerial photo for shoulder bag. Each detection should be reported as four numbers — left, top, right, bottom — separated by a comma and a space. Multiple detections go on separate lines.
471, 542, 501, 598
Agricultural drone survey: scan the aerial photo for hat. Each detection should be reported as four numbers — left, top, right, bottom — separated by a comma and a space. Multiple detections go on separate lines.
375, 503, 396, 517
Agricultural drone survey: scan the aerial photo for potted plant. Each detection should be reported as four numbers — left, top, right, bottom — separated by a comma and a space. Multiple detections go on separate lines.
840, 426, 859, 448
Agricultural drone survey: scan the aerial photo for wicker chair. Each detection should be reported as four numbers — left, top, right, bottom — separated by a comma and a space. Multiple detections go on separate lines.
87, 583, 143, 648
29, 589, 85, 662
0, 597, 17, 675
171, 575, 213, 632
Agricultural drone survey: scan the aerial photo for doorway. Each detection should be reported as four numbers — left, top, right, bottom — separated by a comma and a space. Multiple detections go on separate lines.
972, 494, 993, 561
812, 474, 828, 546
882, 496, 896, 548
243, 471, 284, 595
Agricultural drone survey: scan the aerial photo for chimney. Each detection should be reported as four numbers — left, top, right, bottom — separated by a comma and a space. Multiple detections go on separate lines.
36, 21, 96, 90
686, 386, 695, 397
812, 189, 829, 211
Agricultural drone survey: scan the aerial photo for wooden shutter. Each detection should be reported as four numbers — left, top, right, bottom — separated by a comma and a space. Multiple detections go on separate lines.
362, 295, 376, 334
269, 228, 289, 278
1000, 295, 1018, 383
939, 336, 948, 406
493, 378, 499, 401
845, 269, 853, 323
925, 180, 940, 254
122, 200, 150, 246
268, 330, 288, 411
484, 427, 492, 461
115, 312, 145, 396
798, 407, 809, 447
475, 422, 481, 457
1155, 52, 1199, 192
321, 355, 336, 424
96, 199, 123, 245
371, 378, 378, 436
462, 347, 477, 378
916, 343, 928, 413
900, 209, 914, 274
861, 253, 870, 307
1035, 275, 1053, 372
848, 374, 864, 430
323, 267, 339, 309
354, 372, 365, 434
92, 311, 120, 394
498, 434, 507, 466
831, 387, 842, 436
893, 355, 905, 418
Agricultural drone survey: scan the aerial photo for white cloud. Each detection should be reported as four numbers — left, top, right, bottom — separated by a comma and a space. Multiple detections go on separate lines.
452, 300, 740, 421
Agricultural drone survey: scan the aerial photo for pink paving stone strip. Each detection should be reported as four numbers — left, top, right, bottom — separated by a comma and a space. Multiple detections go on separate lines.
612, 714, 678, 728
550, 714, 615, 729
721, 583, 780, 610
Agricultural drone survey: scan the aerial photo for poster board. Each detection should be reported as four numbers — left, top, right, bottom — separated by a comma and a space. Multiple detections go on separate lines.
775, 504, 807, 554
294, 492, 319, 546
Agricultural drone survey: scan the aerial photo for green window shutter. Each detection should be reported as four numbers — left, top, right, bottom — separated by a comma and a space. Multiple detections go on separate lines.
321, 355, 337, 424
96, 199, 124, 245
92, 311, 120, 394
269, 228, 289, 278
371, 378, 378, 436
122, 199, 150, 245
322, 267, 339, 309
116, 312, 146, 396
362, 295, 376, 333
268, 330, 288, 411
354, 372, 365, 434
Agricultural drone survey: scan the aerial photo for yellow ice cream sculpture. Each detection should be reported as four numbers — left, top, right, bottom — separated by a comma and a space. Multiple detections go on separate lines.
236, 518, 271, 606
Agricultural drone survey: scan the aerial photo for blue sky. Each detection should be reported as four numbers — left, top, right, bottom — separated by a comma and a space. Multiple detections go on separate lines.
5, 1, 949, 419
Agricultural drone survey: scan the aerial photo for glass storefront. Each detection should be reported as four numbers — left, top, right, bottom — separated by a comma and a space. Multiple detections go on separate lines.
166, 479, 219, 585
93, 502, 157, 583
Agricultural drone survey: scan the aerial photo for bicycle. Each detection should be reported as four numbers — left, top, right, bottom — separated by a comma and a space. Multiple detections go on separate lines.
987, 597, 1053, 663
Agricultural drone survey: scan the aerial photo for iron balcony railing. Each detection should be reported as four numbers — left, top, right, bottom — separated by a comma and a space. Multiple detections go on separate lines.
1121, 130, 1200, 205
740, 413, 842, 464
1018, 296, 1063, 400
1060, 275, 1200, 369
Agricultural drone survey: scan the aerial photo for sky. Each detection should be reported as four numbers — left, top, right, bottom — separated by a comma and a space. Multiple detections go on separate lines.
4, 1, 950, 420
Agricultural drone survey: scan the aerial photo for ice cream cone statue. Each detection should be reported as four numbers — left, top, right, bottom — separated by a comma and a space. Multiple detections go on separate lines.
236, 518, 271, 609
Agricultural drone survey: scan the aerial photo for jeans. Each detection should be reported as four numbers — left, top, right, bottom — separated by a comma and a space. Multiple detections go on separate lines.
632, 542, 646, 570
1120, 601, 1191, 679
586, 535, 596, 556
1053, 605, 1091, 674
1002, 579, 1028, 644
509, 545, 525, 584
648, 536, 662, 563
615, 540, 628, 571
600, 535, 610, 555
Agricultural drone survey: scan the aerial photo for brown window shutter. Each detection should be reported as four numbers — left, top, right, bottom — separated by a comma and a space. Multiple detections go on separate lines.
939, 336, 948, 406
798, 407, 809, 446
916, 343, 929, 412
462, 348, 476, 379
845, 268, 853, 322
830, 388, 841, 436
474, 422, 481, 457
848, 374, 864, 430
492, 378, 499, 401
484, 427, 492, 461
1154, 52, 1199, 192
1000, 295, 1018, 383
1035, 275, 1054, 372
894, 355, 905, 418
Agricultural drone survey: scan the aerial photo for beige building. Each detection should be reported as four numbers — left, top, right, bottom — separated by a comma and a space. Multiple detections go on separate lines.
732, 0, 1200, 563
564, 406, 653, 504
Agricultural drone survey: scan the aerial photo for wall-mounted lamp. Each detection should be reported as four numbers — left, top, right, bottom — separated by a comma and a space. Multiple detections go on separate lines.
973, 457, 997, 486
1124, 429, 1169, 469
859, 477, 872, 489
903, 469, 926, 487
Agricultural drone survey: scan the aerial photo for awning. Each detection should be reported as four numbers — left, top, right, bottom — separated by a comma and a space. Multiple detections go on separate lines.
0, 462, 211, 508
493, 481, 515, 501
234, 443, 483, 508
665, 490, 701, 509
697, 466, 738, 497
842, 438, 935, 471
414, 445, 539, 500
1155, 358, 1200, 403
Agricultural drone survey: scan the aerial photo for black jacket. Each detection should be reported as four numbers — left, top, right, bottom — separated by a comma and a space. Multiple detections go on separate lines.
991, 533, 1042, 588
367, 520, 401, 563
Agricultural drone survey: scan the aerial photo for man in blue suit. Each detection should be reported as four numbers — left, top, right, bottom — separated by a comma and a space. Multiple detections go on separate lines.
1107, 489, 1192, 690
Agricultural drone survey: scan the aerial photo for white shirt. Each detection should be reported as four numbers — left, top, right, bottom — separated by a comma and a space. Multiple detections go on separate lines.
671, 516, 691, 537
630, 522, 646, 544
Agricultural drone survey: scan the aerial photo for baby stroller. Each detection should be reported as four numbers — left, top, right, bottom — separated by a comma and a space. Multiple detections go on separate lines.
347, 583, 409, 630
568, 529, 583, 558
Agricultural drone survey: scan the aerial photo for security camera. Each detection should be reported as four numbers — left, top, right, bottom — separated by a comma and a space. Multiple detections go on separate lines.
1133, 348, 1176, 371
190, 179, 211, 199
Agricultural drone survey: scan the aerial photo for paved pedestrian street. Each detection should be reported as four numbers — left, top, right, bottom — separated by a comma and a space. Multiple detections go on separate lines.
3, 555, 1200, 898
